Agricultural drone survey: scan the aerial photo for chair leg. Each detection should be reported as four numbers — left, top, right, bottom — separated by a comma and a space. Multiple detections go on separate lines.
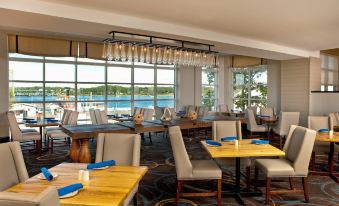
133, 192, 138, 206
265, 177, 271, 205
148, 132, 152, 144
302, 177, 309, 203
175, 180, 183, 205
50, 138, 54, 153
217, 179, 222, 206
288, 177, 294, 190
246, 166, 251, 190
311, 152, 316, 171
254, 166, 259, 191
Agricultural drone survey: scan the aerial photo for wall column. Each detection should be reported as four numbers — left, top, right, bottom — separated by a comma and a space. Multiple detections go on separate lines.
0, 32, 9, 140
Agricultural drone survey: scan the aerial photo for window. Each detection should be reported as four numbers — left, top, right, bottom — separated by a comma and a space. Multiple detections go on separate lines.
201, 68, 217, 111
232, 66, 267, 111
9, 53, 175, 123
321, 54, 339, 91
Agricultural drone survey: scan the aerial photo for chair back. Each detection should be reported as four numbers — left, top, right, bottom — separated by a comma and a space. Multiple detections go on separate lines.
246, 109, 259, 131
94, 109, 102, 124
329, 113, 338, 130
62, 110, 72, 125
60, 109, 69, 124
308, 116, 330, 131
100, 111, 109, 124
132, 107, 144, 116
6, 111, 23, 141
186, 105, 196, 114
260, 107, 274, 117
283, 125, 316, 176
154, 106, 163, 120
143, 108, 154, 120
247, 106, 258, 115
275, 112, 300, 136
170, 108, 176, 118
89, 108, 97, 124
67, 111, 78, 125
95, 133, 141, 166
197, 106, 208, 117
212, 121, 242, 141
218, 104, 228, 113
0, 142, 28, 191
169, 126, 193, 179
0, 186, 60, 206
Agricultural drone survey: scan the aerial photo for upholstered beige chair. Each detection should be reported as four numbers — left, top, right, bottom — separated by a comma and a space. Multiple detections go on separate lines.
185, 105, 196, 114
0, 142, 29, 191
246, 109, 267, 137
328, 112, 339, 130
272, 112, 300, 148
197, 106, 208, 117
169, 126, 222, 206
99, 110, 109, 124
308, 116, 339, 170
6, 111, 41, 152
132, 107, 144, 116
143, 108, 154, 121
247, 106, 258, 115
154, 106, 163, 120
89, 108, 97, 124
95, 133, 141, 206
0, 187, 60, 206
218, 104, 229, 113
260, 107, 274, 117
255, 125, 316, 204
212, 121, 252, 188
94, 109, 102, 124
46, 111, 78, 153
44, 109, 72, 142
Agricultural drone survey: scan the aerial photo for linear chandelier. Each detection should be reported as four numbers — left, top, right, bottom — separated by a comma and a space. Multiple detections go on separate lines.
102, 31, 219, 67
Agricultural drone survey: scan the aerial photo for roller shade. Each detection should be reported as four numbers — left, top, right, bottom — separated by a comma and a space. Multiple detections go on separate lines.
85, 42, 105, 60
232, 55, 265, 67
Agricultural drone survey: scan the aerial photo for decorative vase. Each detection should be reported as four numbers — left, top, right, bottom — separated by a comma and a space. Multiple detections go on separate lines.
161, 107, 172, 122
133, 114, 144, 124
187, 111, 198, 120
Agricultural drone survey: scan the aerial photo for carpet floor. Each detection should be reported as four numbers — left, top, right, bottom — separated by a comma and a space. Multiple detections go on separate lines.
22, 130, 339, 206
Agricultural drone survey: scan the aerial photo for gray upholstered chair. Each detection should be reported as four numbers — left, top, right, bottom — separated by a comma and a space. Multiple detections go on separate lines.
197, 106, 208, 117
255, 125, 316, 204
44, 109, 71, 133
0, 186, 60, 206
308, 116, 339, 170
169, 126, 222, 206
246, 109, 267, 137
46, 111, 78, 153
212, 121, 252, 188
132, 107, 144, 116
6, 111, 41, 152
260, 107, 274, 117
94, 109, 102, 124
99, 110, 109, 124
89, 108, 97, 124
0, 142, 29, 191
272, 112, 300, 148
95, 133, 141, 206
218, 104, 228, 113
247, 106, 258, 116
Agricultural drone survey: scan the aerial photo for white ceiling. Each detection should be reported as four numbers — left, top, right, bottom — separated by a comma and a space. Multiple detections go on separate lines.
1, 0, 339, 59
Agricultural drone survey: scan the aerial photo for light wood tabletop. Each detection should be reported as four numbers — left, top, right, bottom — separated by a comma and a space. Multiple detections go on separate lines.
316, 132, 339, 142
6, 163, 148, 206
201, 139, 285, 158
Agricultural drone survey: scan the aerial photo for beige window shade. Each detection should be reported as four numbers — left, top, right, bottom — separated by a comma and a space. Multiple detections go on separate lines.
8, 35, 72, 57
232, 55, 264, 67
85, 42, 105, 60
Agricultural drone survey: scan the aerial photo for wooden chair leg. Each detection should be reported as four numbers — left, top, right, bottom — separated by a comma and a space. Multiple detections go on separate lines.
133, 192, 138, 206
288, 177, 294, 190
254, 166, 259, 190
175, 180, 183, 205
302, 177, 309, 203
217, 179, 222, 206
246, 166, 251, 190
265, 177, 271, 205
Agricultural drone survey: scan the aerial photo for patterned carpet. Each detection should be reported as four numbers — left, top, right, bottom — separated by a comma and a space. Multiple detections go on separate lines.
22, 130, 339, 206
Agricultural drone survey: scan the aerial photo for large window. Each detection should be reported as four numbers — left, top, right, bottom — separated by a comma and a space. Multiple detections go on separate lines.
232, 66, 267, 111
201, 68, 218, 111
321, 54, 338, 91
9, 54, 175, 122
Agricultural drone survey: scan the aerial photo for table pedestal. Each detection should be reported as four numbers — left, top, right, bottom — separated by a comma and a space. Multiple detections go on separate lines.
70, 139, 92, 163
309, 142, 338, 183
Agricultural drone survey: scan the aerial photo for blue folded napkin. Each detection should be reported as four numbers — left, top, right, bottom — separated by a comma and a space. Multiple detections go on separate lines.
47, 119, 59, 123
251, 140, 269, 145
221, 136, 237, 142
122, 114, 130, 117
260, 115, 270, 118
26, 120, 37, 123
41, 167, 53, 181
318, 128, 329, 133
206, 140, 222, 146
23, 118, 35, 121
44, 117, 55, 120
87, 160, 116, 170
57, 183, 83, 197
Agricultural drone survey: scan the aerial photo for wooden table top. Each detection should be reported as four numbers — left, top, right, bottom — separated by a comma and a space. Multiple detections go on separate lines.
201, 139, 285, 158
316, 132, 339, 143
116, 121, 166, 133
62, 124, 131, 139
6, 163, 148, 206
25, 120, 61, 127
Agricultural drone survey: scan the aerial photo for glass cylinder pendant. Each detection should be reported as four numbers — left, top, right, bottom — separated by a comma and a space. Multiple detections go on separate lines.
120, 43, 127, 61
146, 46, 151, 64
114, 42, 120, 61
140, 45, 145, 63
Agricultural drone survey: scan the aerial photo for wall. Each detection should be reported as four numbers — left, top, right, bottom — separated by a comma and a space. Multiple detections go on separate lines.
0, 32, 9, 139
267, 60, 281, 113
310, 92, 339, 115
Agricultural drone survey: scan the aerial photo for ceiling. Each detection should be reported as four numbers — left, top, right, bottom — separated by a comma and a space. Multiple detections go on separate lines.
1, 0, 339, 60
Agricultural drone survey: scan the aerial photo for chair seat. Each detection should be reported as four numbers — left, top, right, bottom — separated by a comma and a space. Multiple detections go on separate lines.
255, 159, 295, 177
46, 130, 69, 139
188, 160, 222, 180
44, 127, 62, 134
22, 132, 40, 141
314, 141, 339, 153
251, 125, 267, 132
21, 128, 38, 133
215, 157, 252, 168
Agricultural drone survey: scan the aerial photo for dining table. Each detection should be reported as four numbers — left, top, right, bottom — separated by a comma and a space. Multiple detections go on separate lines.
309, 132, 339, 183
257, 116, 278, 139
201, 139, 285, 206
5, 163, 148, 206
